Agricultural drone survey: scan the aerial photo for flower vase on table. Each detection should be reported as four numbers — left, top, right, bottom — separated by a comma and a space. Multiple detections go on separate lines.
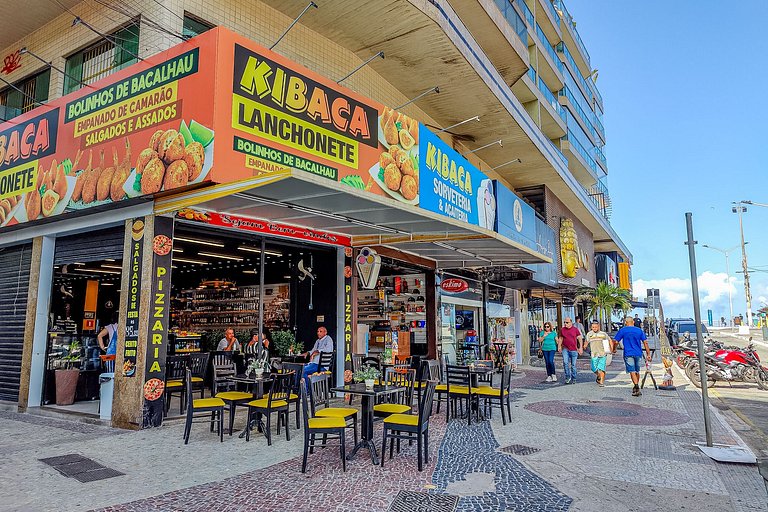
364, 379, 374, 389
353, 365, 381, 390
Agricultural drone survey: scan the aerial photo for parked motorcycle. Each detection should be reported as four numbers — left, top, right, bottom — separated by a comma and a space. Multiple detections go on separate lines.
685, 338, 768, 389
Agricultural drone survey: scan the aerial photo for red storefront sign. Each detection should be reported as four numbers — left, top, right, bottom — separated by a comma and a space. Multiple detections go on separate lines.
440, 278, 469, 294
176, 208, 351, 247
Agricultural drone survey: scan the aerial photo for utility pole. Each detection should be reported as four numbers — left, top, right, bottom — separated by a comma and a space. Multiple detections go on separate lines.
702, 244, 740, 329
685, 213, 713, 447
732, 203, 752, 327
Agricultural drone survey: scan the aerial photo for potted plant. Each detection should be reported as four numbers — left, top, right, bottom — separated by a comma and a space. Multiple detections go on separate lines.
247, 357, 268, 378
353, 365, 381, 389
55, 340, 82, 406
271, 330, 296, 356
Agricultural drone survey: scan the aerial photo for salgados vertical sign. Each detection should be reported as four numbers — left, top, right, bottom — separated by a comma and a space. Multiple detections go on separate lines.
142, 217, 174, 428
123, 217, 145, 376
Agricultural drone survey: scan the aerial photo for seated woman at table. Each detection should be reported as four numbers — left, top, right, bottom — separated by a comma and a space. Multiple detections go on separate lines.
243, 328, 272, 357
301, 326, 334, 381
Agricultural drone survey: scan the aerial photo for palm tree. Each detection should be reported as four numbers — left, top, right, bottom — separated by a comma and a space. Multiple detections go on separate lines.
575, 282, 632, 331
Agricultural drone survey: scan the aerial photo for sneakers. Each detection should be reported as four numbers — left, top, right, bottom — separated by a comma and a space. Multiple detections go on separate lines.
631, 385, 641, 397
564, 378, 572, 385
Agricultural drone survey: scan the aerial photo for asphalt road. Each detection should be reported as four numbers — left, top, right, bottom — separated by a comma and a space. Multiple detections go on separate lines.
706, 328, 768, 461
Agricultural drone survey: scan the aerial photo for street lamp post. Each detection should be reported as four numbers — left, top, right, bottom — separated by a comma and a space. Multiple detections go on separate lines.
732, 203, 752, 328
702, 243, 741, 329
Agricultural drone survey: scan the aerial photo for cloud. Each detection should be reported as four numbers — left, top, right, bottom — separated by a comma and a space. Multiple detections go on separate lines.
633, 271, 738, 317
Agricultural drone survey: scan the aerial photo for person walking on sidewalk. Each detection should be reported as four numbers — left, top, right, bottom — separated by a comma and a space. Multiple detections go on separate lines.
538, 322, 558, 382
613, 316, 651, 397
583, 321, 611, 387
558, 318, 583, 384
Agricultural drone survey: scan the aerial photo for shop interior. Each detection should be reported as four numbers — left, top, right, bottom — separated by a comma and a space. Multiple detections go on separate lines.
42, 222, 337, 416
356, 255, 429, 361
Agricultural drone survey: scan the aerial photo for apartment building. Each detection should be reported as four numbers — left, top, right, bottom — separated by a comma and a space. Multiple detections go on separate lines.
0, 0, 630, 425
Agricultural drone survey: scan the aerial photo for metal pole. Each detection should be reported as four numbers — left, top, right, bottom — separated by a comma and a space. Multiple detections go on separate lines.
737, 206, 753, 327
725, 252, 734, 330
685, 212, 713, 447
257, 238, 265, 358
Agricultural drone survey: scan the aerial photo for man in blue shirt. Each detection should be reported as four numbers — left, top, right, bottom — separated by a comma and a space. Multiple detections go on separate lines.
613, 317, 651, 396
301, 326, 334, 382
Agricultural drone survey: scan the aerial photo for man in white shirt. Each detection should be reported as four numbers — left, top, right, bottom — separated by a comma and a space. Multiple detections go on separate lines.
301, 326, 334, 380
216, 328, 240, 352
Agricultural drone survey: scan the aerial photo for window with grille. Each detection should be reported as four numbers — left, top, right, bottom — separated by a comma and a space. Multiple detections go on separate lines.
63, 24, 140, 95
183, 14, 214, 39
0, 68, 51, 122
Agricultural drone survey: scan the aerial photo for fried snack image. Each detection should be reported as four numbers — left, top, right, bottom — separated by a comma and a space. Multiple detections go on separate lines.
97, 160, 115, 202
149, 129, 164, 152
383, 113, 399, 145
8, 195, 18, 207
383, 163, 402, 191
81, 150, 104, 204
389, 145, 408, 168
408, 117, 419, 145
399, 128, 416, 150
69, 149, 83, 176
183, 141, 205, 181
400, 157, 416, 177
380, 151, 395, 170
41, 189, 60, 217
0, 209, 5, 224
400, 175, 418, 201
163, 160, 189, 190
53, 160, 68, 198
136, 148, 157, 175
0, 199, 11, 216
25, 189, 41, 220
158, 129, 185, 164
72, 150, 92, 202
110, 138, 132, 202
380, 106, 393, 131
42, 163, 54, 194
140, 155, 165, 195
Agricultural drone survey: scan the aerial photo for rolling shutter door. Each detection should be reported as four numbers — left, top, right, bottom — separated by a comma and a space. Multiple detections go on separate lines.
53, 227, 125, 265
0, 243, 32, 402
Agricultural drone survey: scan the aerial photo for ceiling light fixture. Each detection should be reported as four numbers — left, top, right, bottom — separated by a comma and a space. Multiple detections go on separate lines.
173, 257, 209, 265
175, 236, 224, 247
237, 246, 283, 256
199, 252, 244, 261
101, 264, 123, 270
73, 268, 121, 275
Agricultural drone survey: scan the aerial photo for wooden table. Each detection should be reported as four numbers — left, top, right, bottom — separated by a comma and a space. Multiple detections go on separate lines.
229, 373, 270, 438
331, 383, 403, 465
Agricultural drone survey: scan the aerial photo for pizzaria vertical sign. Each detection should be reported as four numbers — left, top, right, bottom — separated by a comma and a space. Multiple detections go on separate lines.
142, 217, 174, 428
122, 217, 145, 377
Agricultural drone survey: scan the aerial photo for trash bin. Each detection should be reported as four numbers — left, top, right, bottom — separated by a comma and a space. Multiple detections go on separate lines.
99, 372, 114, 420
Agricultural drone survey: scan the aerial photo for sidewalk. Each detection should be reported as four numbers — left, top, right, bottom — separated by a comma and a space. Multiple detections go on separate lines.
0, 357, 766, 512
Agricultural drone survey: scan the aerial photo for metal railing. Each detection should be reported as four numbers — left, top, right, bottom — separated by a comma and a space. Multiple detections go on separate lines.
556, 43, 593, 104
538, 76, 566, 122
594, 145, 607, 168
494, 0, 528, 41
585, 179, 612, 220
548, 139, 568, 165
545, 0, 560, 27
536, 24, 563, 74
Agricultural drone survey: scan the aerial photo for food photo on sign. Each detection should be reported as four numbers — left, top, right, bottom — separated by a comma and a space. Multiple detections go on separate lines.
0, 36, 218, 229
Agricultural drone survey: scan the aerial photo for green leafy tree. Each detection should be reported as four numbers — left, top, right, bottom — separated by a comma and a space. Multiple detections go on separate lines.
575, 282, 632, 331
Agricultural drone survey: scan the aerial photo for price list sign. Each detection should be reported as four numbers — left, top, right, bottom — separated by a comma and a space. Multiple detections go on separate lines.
122, 217, 146, 377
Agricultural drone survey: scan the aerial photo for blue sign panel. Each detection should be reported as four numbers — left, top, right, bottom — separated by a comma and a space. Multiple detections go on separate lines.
493, 181, 537, 251
523, 218, 558, 287
419, 126, 496, 230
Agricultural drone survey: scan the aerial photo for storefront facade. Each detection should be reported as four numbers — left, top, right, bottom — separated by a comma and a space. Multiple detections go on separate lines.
1, 27, 550, 428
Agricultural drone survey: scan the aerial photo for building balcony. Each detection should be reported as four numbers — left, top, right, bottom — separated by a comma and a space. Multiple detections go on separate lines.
561, 129, 600, 187
552, 0, 591, 76
512, 67, 538, 104
535, 0, 561, 43
537, 76, 566, 138
594, 145, 607, 174
558, 88, 597, 145
584, 179, 612, 220
533, 23, 564, 91
450, 0, 530, 84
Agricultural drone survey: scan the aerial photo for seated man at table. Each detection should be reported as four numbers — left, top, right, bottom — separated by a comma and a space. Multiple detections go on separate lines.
301, 326, 334, 381
217, 328, 241, 352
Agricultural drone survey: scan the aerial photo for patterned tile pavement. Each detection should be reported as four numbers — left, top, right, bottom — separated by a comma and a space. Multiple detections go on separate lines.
524, 400, 690, 426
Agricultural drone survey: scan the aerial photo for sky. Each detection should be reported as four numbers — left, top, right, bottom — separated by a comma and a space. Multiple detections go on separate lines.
569, 0, 768, 319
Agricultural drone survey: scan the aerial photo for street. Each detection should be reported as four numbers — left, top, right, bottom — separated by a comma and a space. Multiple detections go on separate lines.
704, 328, 768, 461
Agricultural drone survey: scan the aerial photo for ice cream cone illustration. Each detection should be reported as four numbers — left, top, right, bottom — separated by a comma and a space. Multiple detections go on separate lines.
356, 247, 381, 289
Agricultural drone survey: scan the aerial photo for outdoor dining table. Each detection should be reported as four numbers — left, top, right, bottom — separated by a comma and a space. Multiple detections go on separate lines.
228, 373, 271, 438
330, 383, 404, 465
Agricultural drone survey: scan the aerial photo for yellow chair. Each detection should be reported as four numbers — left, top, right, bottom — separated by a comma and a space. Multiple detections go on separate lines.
446, 364, 478, 425
245, 372, 293, 445
310, 373, 358, 446
301, 384, 346, 473
381, 381, 436, 471
474, 364, 513, 425
182, 369, 226, 444
374, 368, 415, 418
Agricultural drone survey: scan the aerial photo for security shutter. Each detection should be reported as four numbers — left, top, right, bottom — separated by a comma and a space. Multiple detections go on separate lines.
53, 226, 125, 265
0, 243, 32, 401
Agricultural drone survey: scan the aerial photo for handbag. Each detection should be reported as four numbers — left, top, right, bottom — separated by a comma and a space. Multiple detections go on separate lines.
537, 348, 544, 358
